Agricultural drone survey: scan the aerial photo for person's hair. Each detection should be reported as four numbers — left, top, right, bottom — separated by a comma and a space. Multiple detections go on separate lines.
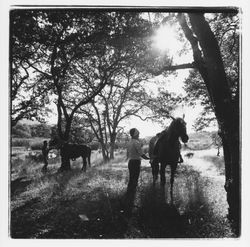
129, 128, 137, 137
43, 140, 47, 145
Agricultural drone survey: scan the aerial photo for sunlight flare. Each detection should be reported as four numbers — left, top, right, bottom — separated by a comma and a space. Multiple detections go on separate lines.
153, 25, 179, 54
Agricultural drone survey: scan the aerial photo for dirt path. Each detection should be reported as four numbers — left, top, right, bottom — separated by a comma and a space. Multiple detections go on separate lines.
11, 148, 236, 238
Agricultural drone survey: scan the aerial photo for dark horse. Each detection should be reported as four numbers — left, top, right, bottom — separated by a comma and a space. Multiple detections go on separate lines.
149, 117, 189, 198
49, 137, 91, 172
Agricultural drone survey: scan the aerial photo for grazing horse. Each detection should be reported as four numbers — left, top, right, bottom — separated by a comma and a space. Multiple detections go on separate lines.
149, 117, 189, 198
49, 137, 91, 172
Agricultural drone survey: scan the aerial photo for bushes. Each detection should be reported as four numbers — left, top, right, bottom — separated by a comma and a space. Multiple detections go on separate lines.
89, 141, 100, 150
30, 141, 44, 150
12, 138, 46, 150
12, 124, 32, 138
11, 138, 30, 148
30, 124, 51, 138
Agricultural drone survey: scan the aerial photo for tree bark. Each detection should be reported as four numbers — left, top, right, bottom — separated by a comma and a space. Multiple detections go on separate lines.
180, 13, 240, 233
109, 133, 117, 159
101, 145, 110, 163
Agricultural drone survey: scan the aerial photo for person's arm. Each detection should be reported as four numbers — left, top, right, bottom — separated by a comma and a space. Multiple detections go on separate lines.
141, 153, 150, 160
135, 141, 150, 160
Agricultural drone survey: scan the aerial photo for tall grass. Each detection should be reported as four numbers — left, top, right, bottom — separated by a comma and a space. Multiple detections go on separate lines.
11, 150, 127, 208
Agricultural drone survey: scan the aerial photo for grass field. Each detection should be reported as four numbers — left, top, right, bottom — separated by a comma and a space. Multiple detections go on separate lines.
11, 150, 132, 238
10, 143, 236, 238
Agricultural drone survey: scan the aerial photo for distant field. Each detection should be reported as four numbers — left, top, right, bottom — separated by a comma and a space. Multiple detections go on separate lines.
183, 131, 215, 150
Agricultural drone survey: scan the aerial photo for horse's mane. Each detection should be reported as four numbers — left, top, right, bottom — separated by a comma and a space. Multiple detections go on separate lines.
159, 118, 182, 144
162, 119, 176, 138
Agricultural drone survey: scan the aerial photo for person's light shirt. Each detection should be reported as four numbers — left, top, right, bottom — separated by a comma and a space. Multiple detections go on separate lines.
127, 139, 143, 160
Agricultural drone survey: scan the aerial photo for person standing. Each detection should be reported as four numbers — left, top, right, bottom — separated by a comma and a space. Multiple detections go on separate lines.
126, 128, 149, 194
41, 140, 49, 172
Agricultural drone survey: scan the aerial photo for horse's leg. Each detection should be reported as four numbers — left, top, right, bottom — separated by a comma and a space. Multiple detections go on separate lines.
160, 163, 166, 186
151, 159, 158, 185
42, 156, 48, 172
154, 160, 159, 185
82, 156, 87, 172
170, 163, 177, 201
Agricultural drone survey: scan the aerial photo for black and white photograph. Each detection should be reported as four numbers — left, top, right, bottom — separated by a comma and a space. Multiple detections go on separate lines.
2, 0, 250, 244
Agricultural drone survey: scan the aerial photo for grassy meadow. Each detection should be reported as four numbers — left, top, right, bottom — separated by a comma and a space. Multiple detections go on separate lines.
10, 131, 233, 239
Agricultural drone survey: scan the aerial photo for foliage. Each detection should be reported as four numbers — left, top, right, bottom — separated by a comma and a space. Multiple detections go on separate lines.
12, 124, 32, 138
80, 63, 154, 160
88, 141, 100, 150
50, 120, 96, 145
11, 138, 30, 147
69, 117, 96, 144
10, 10, 51, 126
146, 88, 182, 127
10, 10, 179, 151
30, 141, 44, 150
10, 10, 155, 142
12, 123, 52, 138
30, 124, 51, 138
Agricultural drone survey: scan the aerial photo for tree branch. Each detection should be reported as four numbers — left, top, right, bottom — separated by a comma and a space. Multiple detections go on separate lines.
147, 62, 195, 76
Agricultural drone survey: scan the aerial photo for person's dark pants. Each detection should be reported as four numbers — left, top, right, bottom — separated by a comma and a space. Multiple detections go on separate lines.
127, 159, 141, 194
42, 157, 48, 172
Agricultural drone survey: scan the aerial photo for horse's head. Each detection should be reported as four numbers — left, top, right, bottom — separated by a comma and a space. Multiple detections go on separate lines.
173, 117, 189, 143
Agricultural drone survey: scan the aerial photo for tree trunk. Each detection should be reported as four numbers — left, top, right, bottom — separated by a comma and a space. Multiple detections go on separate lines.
60, 154, 71, 171
58, 143, 72, 171
109, 133, 117, 160
56, 107, 73, 170
187, 13, 240, 233
101, 144, 110, 163
109, 142, 115, 159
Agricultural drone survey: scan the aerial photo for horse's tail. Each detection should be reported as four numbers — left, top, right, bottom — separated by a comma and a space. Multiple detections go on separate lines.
88, 147, 91, 167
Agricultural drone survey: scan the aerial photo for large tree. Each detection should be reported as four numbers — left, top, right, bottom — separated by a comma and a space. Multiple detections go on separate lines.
178, 13, 239, 231
80, 66, 152, 161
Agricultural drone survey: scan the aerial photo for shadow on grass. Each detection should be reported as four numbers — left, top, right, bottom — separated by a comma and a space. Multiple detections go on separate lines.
11, 177, 32, 196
